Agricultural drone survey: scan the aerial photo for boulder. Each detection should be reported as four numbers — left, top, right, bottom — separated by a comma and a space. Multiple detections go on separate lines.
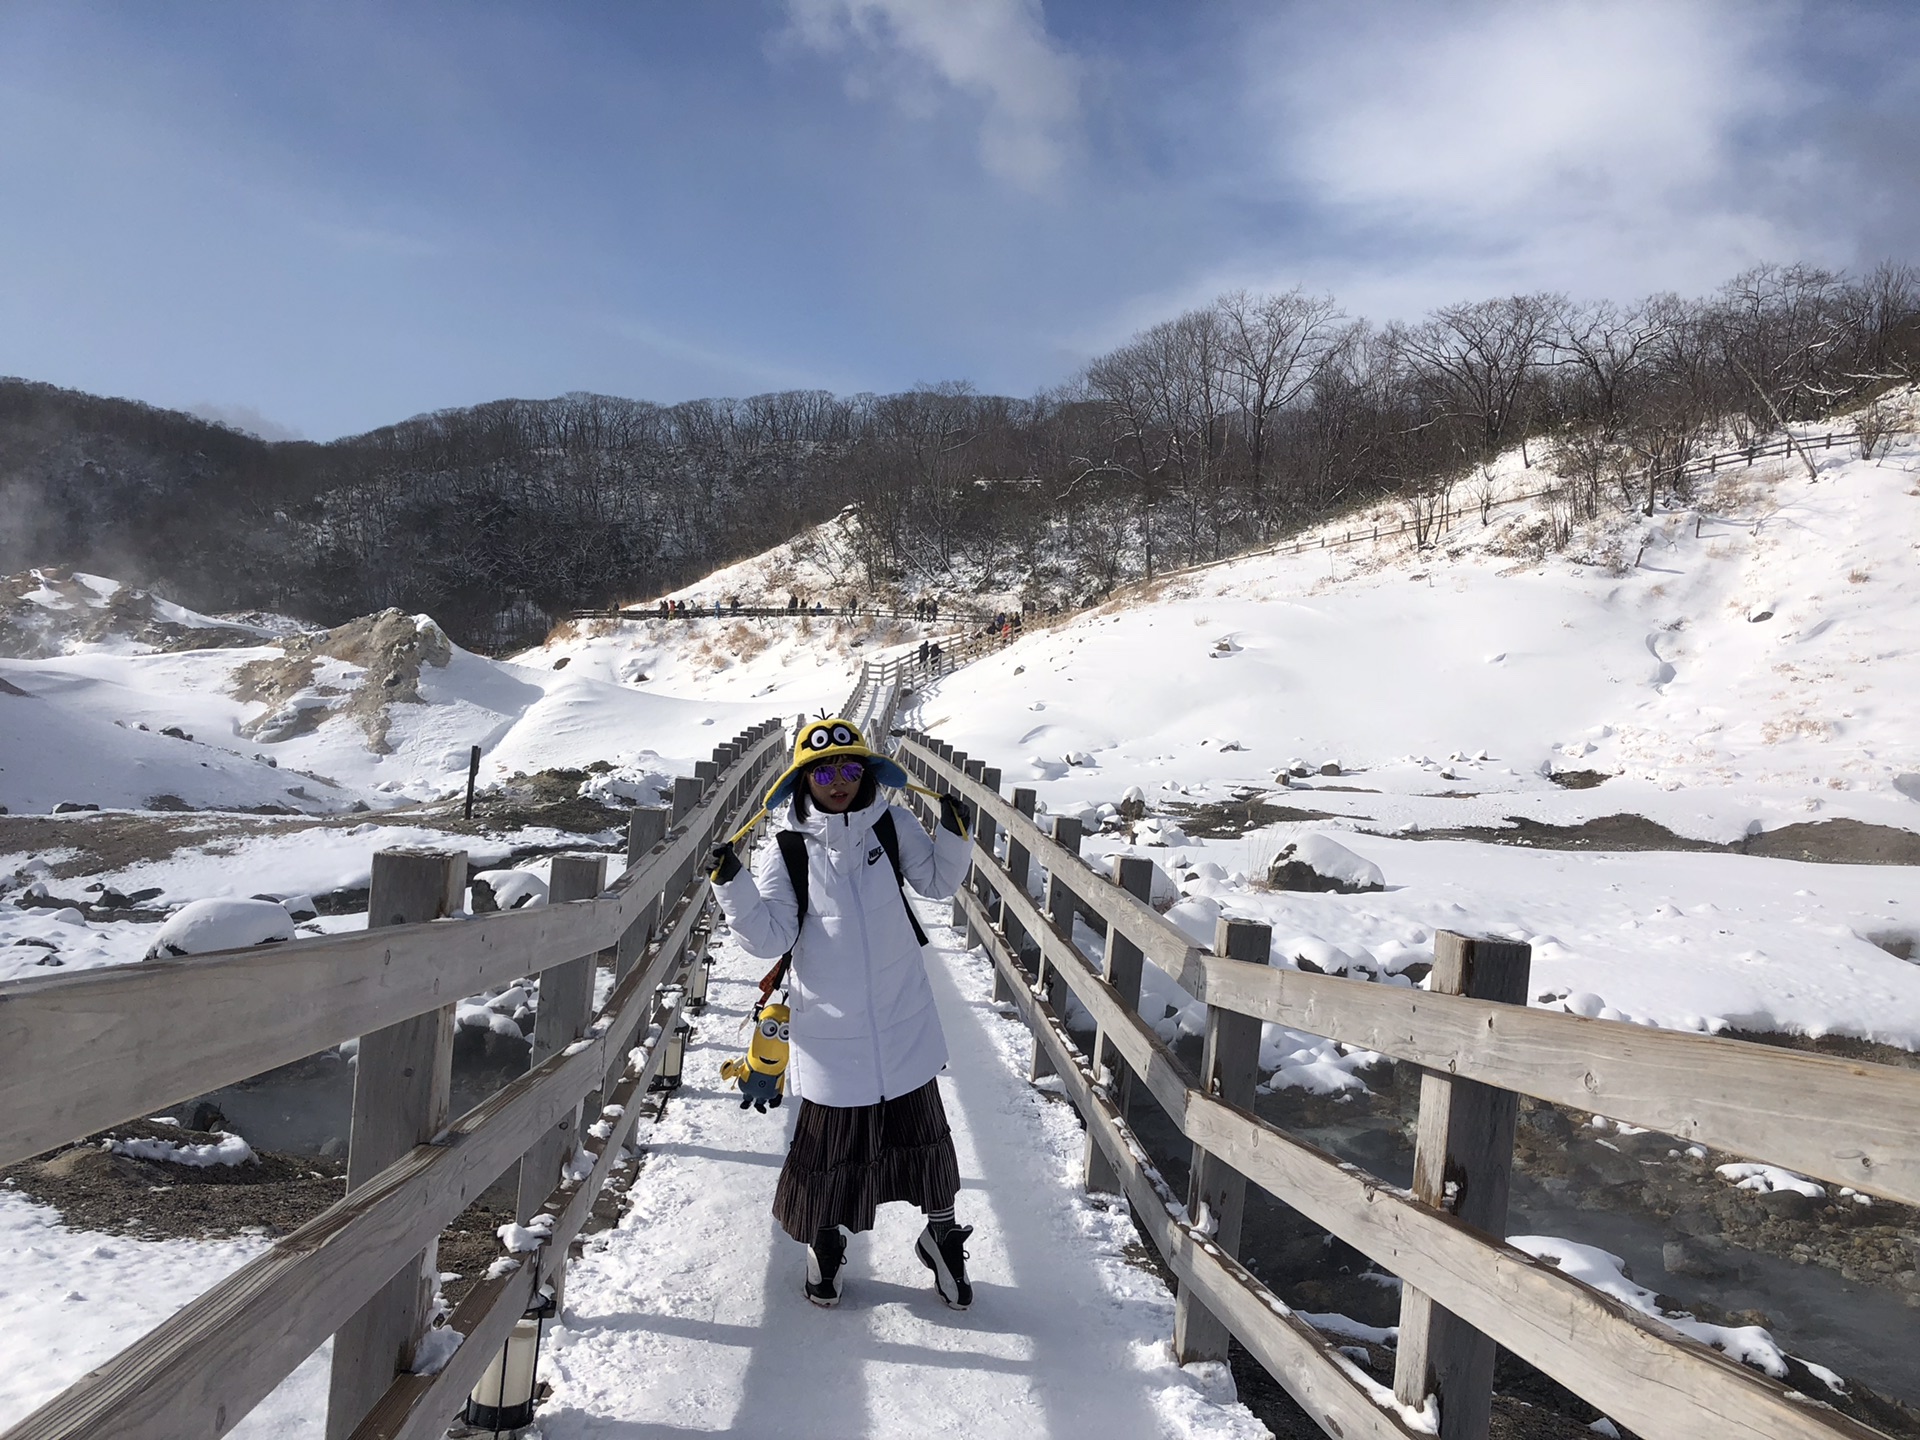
1266, 834, 1384, 894
144, 898, 296, 960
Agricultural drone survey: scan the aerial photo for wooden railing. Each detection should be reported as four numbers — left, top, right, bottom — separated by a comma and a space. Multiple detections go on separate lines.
841, 627, 1015, 734
0, 721, 786, 1440
894, 730, 1918, 1440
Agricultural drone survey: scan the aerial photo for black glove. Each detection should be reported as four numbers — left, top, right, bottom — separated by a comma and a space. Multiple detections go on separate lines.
938, 793, 970, 839
707, 841, 742, 884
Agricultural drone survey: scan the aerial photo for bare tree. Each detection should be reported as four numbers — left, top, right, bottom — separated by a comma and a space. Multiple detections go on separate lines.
1399, 294, 1561, 459
1215, 288, 1342, 523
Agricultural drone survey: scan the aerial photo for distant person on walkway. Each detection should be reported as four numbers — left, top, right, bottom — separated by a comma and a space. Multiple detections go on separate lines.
918, 639, 930, 669
707, 719, 976, 1310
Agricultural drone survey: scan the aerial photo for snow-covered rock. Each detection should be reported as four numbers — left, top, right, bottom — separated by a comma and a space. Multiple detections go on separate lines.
471, 870, 548, 912
143, 898, 296, 960
1265, 834, 1385, 894
106, 1132, 256, 1167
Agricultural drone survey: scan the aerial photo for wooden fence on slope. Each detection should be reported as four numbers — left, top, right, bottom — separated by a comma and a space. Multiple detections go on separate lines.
894, 730, 1920, 1440
0, 722, 784, 1440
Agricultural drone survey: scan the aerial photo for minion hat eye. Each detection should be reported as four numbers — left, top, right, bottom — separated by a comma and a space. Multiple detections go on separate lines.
764, 715, 910, 808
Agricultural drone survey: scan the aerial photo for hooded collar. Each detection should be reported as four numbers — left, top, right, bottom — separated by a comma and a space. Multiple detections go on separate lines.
785, 791, 885, 856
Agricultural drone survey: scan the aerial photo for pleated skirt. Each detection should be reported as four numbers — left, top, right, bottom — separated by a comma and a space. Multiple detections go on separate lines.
771, 1078, 960, 1241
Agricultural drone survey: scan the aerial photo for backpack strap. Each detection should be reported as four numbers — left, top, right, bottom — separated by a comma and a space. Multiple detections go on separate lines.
758, 830, 811, 1004
874, 811, 931, 948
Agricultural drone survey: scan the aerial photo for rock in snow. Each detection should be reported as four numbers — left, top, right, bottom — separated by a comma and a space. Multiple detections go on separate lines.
1265, 834, 1384, 894
143, 898, 297, 960
471, 870, 548, 912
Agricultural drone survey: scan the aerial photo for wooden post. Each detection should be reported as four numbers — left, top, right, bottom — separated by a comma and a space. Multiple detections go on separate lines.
1393, 931, 1533, 1439
1031, 815, 1083, 1082
671, 775, 702, 823
617, 808, 671, 984
953, 758, 987, 939
694, 759, 718, 794
515, 853, 608, 1304
1085, 855, 1152, 1193
1002, 787, 1036, 1001
976, 764, 1001, 922
326, 848, 465, 1440
1173, 915, 1270, 1365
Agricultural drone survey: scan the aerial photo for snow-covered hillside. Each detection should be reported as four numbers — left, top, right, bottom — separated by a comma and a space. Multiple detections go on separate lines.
909, 405, 1920, 1052
924, 413, 1920, 841
521, 607, 902, 710
0, 573, 767, 815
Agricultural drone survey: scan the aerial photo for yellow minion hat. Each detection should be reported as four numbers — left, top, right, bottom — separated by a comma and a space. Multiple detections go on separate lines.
763, 717, 911, 808
722, 716, 934, 846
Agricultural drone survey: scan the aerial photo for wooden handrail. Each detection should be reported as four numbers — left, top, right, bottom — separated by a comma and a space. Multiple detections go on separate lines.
0, 725, 785, 1170
934, 771, 1892, 1439
4, 731, 780, 1440
902, 735, 1920, 1209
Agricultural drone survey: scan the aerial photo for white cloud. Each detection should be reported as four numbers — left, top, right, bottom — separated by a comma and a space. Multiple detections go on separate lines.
782, 0, 1081, 189
1225, 0, 1836, 314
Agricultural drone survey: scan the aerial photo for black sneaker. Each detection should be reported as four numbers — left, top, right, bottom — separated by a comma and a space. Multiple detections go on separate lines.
806, 1227, 846, 1307
915, 1223, 973, 1310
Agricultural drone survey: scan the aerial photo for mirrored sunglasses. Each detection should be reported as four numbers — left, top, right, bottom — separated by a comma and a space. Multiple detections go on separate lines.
809, 760, 865, 787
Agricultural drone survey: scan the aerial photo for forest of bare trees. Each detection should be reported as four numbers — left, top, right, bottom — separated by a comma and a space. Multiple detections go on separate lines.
2, 260, 1915, 649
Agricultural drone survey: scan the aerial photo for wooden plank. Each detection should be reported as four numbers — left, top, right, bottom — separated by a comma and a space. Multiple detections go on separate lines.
903, 740, 1199, 980
2, 1033, 612, 1440
908, 745, 1920, 1207
614, 807, 670, 982
955, 885, 1891, 1440
953, 884, 1201, 1164
1180, 1092, 1885, 1440
360, 971, 702, 1440
517, 856, 606, 1230
1188, 952, 1920, 1207
1086, 854, 1153, 1192
954, 758, 988, 940
968, 902, 1425, 1440
1000, 786, 1036, 1001
347, 1260, 538, 1440
1031, 815, 1083, 1082
0, 733, 781, 1170
1174, 916, 1270, 1366
327, 849, 465, 1440
1393, 933, 1531, 1440
32, 882, 705, 1440
0, 758, 772, 1440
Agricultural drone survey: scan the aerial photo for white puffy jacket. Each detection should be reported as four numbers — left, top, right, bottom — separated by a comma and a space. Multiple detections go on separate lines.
715, 794, 971, 1108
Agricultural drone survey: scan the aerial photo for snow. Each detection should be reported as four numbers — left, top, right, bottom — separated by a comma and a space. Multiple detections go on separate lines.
923, 422, 1920, 842
6, 407, 1920, 1434
1715, 1162, 1827, 1200
0, 1190, 328, 1436
1270, 833, 1383, 890
408, 1325, 463, 1377
530, 896, 1269, 1439
143, 897, 297, 959
471, 868, 549, 910
1510, 1234, 1802, 1382
0, 590, 764, 816
105, 1132, 257, 1167
910, 422, 1920, 1054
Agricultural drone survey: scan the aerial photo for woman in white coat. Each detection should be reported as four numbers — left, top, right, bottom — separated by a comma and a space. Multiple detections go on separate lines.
708, 717, 975, 1309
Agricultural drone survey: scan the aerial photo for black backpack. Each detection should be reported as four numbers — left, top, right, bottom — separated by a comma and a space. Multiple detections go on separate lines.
755, 810, 929, 1004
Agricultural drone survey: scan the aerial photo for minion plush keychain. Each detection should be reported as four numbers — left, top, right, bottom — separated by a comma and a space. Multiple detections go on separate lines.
721, 996, 790, 1112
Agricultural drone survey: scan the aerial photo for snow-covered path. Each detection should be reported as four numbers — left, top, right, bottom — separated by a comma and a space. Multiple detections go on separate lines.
536, 897, 1269, 1439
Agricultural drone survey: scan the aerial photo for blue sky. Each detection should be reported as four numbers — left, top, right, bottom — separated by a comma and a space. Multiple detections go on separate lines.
2, 1, 1916, 440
